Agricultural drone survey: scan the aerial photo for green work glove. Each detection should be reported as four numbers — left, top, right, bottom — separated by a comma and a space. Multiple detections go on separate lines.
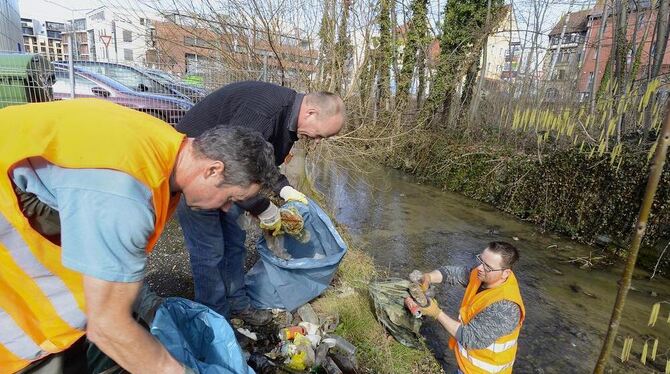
258, 203, 282, 236
280, 186, 308, 205
421, 298, 442, 319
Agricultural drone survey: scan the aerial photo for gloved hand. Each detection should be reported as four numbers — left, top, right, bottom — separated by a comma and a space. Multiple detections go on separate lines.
280, 186, 308, 205
258, 203, 281, 236
421, 298, 442, 319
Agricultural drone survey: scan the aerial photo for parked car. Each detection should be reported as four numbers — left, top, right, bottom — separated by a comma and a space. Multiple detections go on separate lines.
61, 60, 195, 103
52, 65, 193, 125
142, 68, 207, 103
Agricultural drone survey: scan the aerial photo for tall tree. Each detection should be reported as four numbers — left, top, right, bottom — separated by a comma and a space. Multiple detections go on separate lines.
397, 0, 429, 108
612, 0, 629, 96
318, 0, 337, 89
460, 50, 482, 120
422, 0, 503, 126
333, 0, 352, 94
590, 2, 610, 115
376, 0, 394, 111
645, 0, 669, 131
469, 0, 493, 119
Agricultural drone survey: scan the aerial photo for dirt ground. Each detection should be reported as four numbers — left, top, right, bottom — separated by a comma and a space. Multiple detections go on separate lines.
145, 217, 260, 299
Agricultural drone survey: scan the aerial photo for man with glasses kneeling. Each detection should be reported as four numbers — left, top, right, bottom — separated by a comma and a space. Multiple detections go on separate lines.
416, 242, 526, 373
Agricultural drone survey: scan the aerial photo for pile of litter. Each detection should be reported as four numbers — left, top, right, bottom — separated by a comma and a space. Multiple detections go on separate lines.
235, 303, 359, 373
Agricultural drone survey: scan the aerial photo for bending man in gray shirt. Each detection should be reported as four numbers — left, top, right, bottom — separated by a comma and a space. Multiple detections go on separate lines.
417, 241, 526, 373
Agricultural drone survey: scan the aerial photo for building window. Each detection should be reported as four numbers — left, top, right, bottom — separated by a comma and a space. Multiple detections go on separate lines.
587, 72, 594, 91
124, 48, 133, 61
90, 11, 105, 21
557, 69, 565, 80
184, 36, 209, 48
563, 51, 572, 63
123, 30, 132, 42
185, 53, 211, 73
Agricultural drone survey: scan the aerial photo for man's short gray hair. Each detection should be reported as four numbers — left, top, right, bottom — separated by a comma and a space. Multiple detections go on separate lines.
305, 91, 344, 119
192, 126, 279, 189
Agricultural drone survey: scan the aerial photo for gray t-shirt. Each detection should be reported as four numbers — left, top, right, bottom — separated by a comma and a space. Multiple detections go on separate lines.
439, 265, 521, 350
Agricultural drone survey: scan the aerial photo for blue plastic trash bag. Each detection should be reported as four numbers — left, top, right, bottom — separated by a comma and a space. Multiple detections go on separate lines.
150, 297, 254, 374
245, 199, 347, 311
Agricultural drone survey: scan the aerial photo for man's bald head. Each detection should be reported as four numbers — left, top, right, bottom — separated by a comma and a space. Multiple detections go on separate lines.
297, 92, 345, 140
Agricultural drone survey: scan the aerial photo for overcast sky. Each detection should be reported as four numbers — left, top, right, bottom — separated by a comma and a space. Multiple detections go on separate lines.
19, 0, 578, 41
20, 0, 104, 20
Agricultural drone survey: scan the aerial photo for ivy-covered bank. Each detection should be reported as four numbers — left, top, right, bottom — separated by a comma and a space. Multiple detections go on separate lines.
383, 135, 670, 271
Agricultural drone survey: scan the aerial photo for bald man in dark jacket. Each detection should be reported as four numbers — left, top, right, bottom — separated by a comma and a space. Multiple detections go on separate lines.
176, 81, 344, 325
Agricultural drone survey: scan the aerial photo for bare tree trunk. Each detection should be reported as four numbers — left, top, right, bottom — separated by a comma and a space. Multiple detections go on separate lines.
594, 100, 670, 373
612, 0, 628, 142
644, 0, 669, 132
470, 0, 492, 119
416, 48, 427, 109
461, 52, 481, 120
590, 2, 610, 115
376, 0, 393, 112
650, 0, 669, 79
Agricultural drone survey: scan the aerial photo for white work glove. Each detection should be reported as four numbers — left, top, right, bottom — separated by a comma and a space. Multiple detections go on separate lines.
280, 186, 308, 205
258, 202, 281, 235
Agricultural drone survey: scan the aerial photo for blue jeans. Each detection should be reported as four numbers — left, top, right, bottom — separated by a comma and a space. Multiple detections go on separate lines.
176, 199, 249, 317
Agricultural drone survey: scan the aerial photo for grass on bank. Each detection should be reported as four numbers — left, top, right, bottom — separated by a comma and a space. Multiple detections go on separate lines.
310, 224, 443, 373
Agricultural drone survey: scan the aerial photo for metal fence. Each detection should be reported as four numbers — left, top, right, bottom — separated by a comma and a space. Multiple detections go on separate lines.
0, 50, 311, 126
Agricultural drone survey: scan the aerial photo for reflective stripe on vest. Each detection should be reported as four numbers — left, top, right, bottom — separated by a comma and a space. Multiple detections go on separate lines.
486, 339, 517, 353
0, 214, 86, 331
458, 343, 515, 373
0, 308, 44, 361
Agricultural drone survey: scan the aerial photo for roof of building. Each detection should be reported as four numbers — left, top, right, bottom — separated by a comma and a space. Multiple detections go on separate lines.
549, 9, 591, 36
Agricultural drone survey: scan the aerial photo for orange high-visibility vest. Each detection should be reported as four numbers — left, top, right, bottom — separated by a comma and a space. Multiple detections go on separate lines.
0, 99, 185, 373
449, 269, 525, 373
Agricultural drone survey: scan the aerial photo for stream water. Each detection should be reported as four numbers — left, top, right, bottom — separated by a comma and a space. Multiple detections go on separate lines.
311, 160, 670, 373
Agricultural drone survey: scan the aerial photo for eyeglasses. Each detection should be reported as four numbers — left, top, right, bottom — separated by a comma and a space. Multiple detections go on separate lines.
476, 254, 506, 273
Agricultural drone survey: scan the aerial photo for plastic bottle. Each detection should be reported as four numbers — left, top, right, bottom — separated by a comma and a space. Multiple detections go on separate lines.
324, 334, 357, 357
